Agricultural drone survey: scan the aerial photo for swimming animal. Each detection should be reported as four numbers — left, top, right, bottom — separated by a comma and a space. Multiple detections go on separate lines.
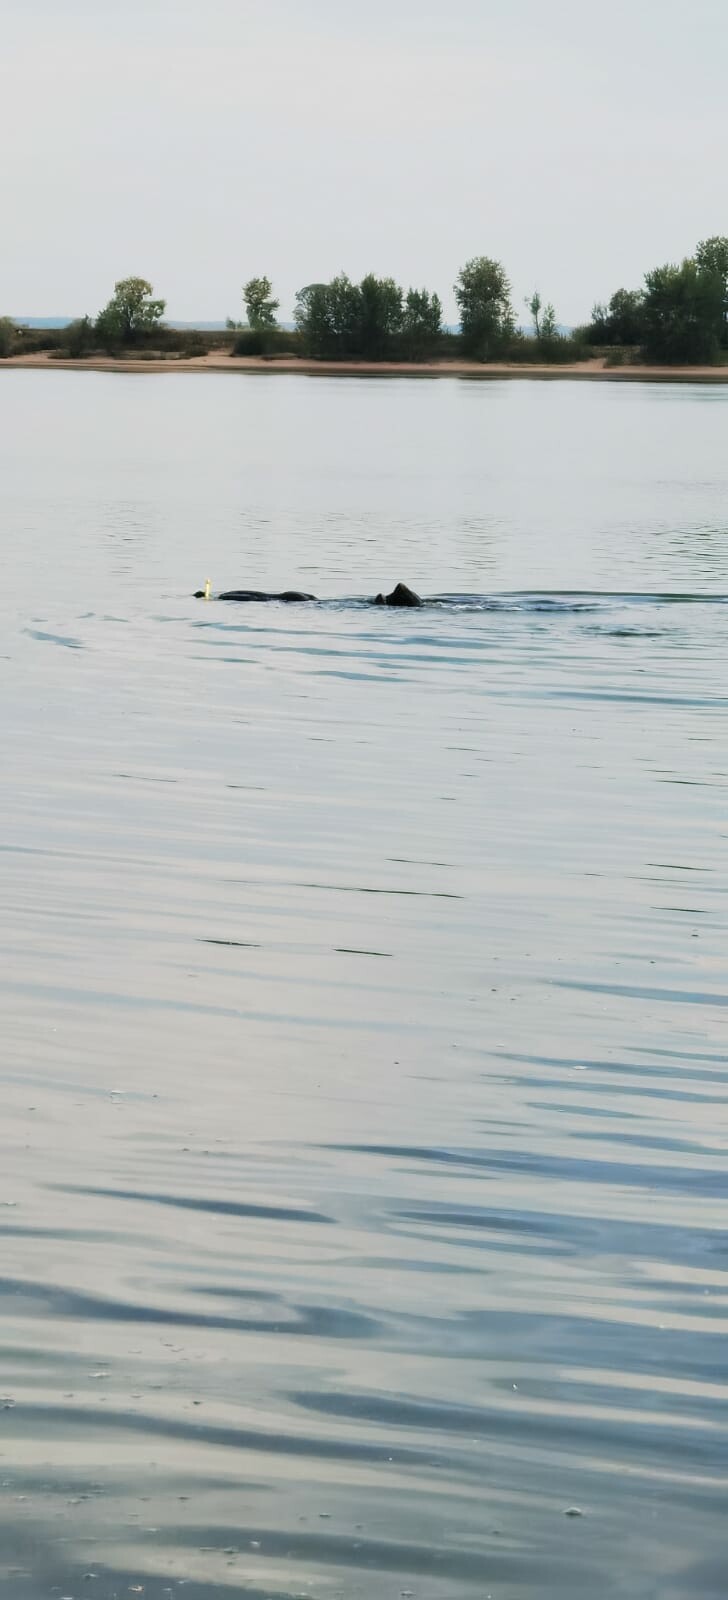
194, 581, 423, 607
216, 588, 317, 603
373, 582, 422, 608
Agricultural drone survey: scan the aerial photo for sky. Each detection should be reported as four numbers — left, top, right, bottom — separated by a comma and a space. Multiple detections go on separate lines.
2, 0, 727, 325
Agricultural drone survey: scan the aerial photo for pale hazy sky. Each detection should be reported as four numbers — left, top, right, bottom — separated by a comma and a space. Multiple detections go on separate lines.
2, 0, 726, 323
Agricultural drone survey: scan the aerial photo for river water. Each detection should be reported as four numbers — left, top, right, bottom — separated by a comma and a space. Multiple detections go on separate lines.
0, 371, 726, 1600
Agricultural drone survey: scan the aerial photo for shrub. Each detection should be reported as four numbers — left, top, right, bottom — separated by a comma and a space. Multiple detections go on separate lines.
502, 330, 589, 365
165, 328, 210, 357
232, 327, 300, 357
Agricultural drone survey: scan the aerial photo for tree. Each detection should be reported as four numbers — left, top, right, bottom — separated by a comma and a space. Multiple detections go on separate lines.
695, 235, 728, 281
96, 277, 165, 348
455, 257, 514, 359
295, 273, 439, 361
540, 302, 557, 341
325, 274, 363, 355
294, 283, 333, 355
695, 237, 728, 342
587, 301, 611, 343
641, 258, 724, 363
243, 276, 279, 330
606, 288, 644, 345
0, 318, 15, 358
401, 288, 442, 359
526, 290, 542, 339
358, 274, 403, 358
292, 276, 393, 361
64, 316, 95, 358
586, 288, 645, 345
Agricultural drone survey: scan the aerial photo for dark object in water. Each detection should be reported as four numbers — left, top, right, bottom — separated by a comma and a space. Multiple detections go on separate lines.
193, 581, 423, 607
193, 588, 318, 602
373, 582, 422, 608
220, 588, 317, 603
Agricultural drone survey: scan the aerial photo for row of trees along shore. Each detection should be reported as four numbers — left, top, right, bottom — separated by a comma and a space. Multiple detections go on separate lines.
3, 239, 728, 365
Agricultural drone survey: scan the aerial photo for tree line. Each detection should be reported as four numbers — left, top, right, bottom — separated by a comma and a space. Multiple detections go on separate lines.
2, 239, 728, 365
583, 237, 728, 363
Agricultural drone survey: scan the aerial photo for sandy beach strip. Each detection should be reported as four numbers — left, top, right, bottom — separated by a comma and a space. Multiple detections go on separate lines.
4, 351, 728, 381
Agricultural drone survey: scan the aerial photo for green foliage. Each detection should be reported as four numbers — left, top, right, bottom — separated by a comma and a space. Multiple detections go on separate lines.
327, 274, 363, 355
294, 282, 333, 355
359, 274, 403, 357
0, 318, 17, 357
586, 248, 728, 361
526, 290, 542, 338
95, 276, 166, 349
295, 275, 442, 361
523, 291, 567, 358
294, 275, 361, 359
400, 288, 442, 359
243, 276, 279, 330
63, 316, 95, 358
167, 328, 210, 357
507, 328, 587, 365
589, 288, 645, 346
232, 327, 300, 357
26, 331, 62, 352
455, 256, 514, 359
608, 289, 644, 344
695, 237, 728, 342
695, 235, 728, 282
641, 257, 724, 363
540, 302, 557, 341
586, 304, 607, 343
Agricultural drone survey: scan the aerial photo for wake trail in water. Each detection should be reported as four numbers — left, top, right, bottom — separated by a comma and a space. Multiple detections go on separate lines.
284, 590, 728, 615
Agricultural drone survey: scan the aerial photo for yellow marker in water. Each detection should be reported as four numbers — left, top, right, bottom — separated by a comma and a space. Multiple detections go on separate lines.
204, 577, 211, 601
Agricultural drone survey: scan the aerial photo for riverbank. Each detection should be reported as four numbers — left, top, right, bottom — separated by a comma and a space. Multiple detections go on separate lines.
5, 350, 728, 380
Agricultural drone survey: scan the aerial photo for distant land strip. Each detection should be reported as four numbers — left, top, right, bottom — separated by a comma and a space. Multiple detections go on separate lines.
5, 350, 728, 382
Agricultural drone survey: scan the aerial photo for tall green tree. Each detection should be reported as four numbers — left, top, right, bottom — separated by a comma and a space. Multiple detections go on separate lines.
526, 290, 542, 339
606, 288, 644, 345
695, 237, 728, 342
95, 277, 165, 347
243, 276, 279, 330
641, 258, 724, 363
540, 302, 557, 341
358, 274, 403, 358
294, 283, 332, 354
455, 257, 513, 360
401, 288, 442, 358
587, 288, 645, 345
540, 304, 560, 348
325, 274, 363, 355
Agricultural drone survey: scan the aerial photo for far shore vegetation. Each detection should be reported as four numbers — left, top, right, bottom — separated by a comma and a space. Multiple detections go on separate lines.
4, 239, 728, 367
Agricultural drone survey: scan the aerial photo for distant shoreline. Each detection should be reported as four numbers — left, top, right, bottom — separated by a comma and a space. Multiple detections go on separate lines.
4, 351, 728, 382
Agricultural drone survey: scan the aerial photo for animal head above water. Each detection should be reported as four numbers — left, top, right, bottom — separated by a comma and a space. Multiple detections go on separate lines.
373, 582, 423, 608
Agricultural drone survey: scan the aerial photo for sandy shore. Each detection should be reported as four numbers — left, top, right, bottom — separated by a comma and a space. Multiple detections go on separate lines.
4, 351, 728, 381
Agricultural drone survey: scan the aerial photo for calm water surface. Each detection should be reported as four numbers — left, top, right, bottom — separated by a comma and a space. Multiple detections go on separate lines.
0, 372, 726, 1599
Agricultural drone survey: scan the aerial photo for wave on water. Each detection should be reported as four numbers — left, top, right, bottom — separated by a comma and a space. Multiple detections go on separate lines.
419, 590, 728, 612
235, 590, 728, 614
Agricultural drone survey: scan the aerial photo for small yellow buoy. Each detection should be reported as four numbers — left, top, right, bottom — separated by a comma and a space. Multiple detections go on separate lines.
204, 578, 211, 601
